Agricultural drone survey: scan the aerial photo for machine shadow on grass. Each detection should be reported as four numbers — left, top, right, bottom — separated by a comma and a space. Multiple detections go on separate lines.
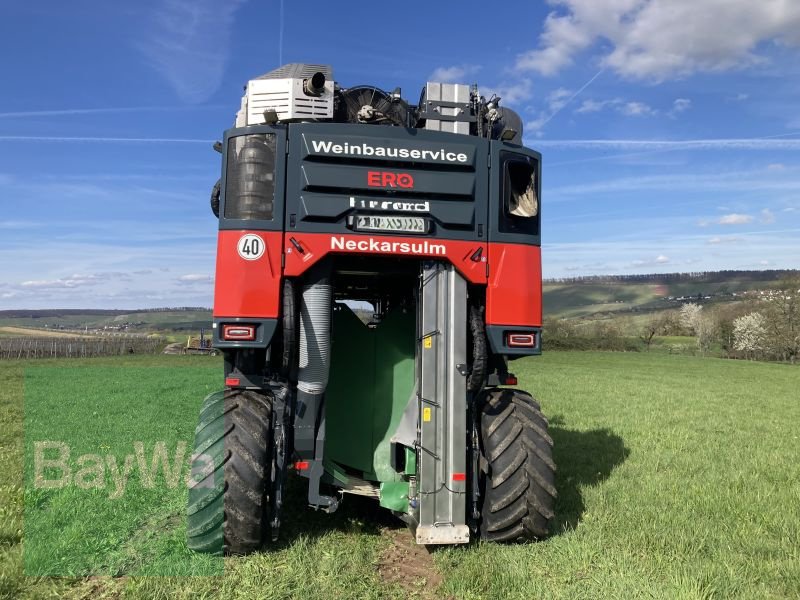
548, 418, 629, 533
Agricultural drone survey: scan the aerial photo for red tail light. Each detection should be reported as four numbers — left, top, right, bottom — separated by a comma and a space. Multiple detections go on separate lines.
222, 324, 256, 341
507, 333, 536, 347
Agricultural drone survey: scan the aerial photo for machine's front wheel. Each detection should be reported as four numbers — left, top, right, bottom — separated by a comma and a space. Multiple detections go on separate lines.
477, 388, 556, 542
187, 389, 273, 555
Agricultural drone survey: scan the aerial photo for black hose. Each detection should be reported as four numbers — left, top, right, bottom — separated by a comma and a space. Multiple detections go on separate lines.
467, 305, 488, 393
281, 279, 298, 382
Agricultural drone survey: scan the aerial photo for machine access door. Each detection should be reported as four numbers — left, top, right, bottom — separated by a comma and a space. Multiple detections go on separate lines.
484, 142, 543, 352
213, 125, 288, 326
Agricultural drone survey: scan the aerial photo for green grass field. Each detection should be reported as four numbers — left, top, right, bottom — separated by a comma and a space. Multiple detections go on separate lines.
1, 352, 798, 599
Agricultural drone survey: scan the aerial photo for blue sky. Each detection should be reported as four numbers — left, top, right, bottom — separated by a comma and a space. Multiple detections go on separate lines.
1, 0, 799, 309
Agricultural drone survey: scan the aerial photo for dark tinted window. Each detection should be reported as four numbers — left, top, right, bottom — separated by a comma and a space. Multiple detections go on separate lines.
224, 134, 276, 220
499, 154, 539, 236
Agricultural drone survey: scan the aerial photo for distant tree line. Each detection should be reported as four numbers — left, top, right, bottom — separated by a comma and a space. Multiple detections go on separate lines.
544, 275, 800, 364
0, 307, 211, 319
545, 269, 798, 285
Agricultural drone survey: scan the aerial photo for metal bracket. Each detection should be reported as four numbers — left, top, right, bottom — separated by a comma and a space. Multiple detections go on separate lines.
267, 379, 291, 540
307, 409, 339, 513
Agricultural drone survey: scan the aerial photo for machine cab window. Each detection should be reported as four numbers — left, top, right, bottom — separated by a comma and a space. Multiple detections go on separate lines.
224, 133, 277, 221
499, 152, 539, 236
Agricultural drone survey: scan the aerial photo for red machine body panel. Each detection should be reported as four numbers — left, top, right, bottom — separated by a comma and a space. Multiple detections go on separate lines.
213, 230, 283, 318
282, 232, 489, 284
214, 233, 541, 325
486, 243, 542, 327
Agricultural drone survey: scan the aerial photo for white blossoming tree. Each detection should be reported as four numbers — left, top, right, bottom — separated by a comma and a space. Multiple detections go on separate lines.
680, 303, 703, 335
733, 312, 766, 359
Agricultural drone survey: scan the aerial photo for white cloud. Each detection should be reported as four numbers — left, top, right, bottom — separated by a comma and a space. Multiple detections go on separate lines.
20, 274, 101, 289
483, 79, 534, 106
668, 98, 692, 117
760, 208, 776, 224
516, 0, 800, 80
522, 69, 605, 133
630, 254, 670, 267
533, 138, 800, 151
620, 101, 656, 116
547, 88, 574, 112
718, 213, 754, 225
523, 85, 571, 132
515, 6, 597, 75
428, 64, 481, 83
0, 220, 41, 229
547, 169, 800, 200
574, 97, 686, 117
139, 0, 248, 103
0, 136, 212, 144
177, 274, 214, 284
708, 236, 744, 244
576, 98, 617, 113
0, 106, 219, 119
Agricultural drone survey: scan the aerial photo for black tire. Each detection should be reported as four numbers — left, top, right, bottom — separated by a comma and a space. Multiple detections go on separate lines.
187, 389, 272, 555
210, 179, 221, 218
477, 388, 556, 542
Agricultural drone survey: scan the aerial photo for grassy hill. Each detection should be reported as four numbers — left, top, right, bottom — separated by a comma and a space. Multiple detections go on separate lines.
544, 269, 799, 319
0, 308, 212, 334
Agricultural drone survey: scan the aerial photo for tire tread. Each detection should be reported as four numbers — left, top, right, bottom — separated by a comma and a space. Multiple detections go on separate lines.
478, 388, 556, 543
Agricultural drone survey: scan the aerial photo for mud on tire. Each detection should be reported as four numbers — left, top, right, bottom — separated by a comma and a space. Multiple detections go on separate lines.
477, 388, 556, 542
187, 389, 272, 555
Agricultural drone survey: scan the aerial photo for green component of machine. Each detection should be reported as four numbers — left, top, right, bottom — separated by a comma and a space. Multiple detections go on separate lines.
404, 446, 416, 476
325, 304, 415, 484
322, 457, 350, 487
379, 481, 410, 512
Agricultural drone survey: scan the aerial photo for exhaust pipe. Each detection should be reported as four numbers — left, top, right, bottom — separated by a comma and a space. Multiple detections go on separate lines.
303, 72, 326, 97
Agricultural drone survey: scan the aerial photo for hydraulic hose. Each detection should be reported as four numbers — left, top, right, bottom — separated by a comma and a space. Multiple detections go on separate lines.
297, 265, 332, 395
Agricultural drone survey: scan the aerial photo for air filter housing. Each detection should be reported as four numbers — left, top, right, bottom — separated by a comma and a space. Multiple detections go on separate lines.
239, 63, 334, 125
419, 82, 472, 136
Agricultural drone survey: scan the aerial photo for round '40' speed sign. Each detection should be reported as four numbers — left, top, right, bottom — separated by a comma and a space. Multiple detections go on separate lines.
237, 234, 265, 261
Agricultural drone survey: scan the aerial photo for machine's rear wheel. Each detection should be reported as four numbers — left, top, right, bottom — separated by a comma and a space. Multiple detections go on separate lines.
477, 388, 556, 542
187, 389, 272, 555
